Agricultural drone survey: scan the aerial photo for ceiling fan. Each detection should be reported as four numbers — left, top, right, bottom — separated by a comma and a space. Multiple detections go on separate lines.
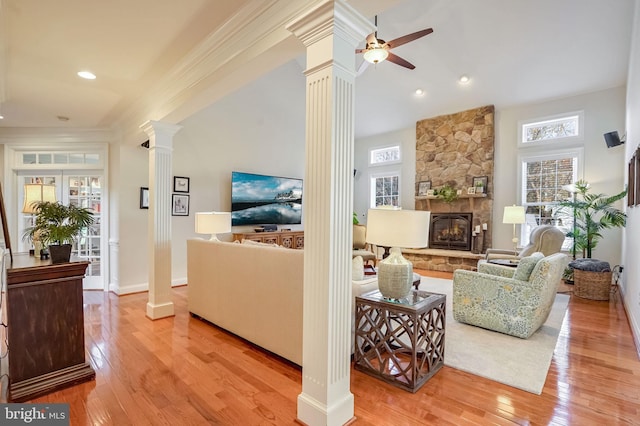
356, 16, 433, 73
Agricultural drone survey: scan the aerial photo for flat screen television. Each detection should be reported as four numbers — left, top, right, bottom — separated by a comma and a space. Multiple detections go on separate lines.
231, 171, 303, 226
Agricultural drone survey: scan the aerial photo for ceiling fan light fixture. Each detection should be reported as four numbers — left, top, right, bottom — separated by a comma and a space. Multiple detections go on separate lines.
363, 48, 389, 64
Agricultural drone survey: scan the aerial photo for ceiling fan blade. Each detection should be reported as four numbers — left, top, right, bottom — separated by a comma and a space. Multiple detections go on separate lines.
385, 28, 433, 49
355, 48, 367, 54
386, 52, 415, 70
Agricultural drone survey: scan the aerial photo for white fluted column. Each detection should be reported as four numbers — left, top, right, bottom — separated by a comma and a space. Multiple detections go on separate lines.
140, 120, 182, 320
287, 2, 373, 425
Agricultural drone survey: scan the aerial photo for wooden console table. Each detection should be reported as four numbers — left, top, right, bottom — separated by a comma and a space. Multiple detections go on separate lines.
233, 230, 304, 249
5, 255, 95, 402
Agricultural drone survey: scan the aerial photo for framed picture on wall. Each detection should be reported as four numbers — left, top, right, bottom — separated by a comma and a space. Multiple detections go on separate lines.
628, 154, 635, 207
172, 194, 190, 216
417, 181, 431, 196
472, 176, 488, 194
636, 149, 640, 206
173, 176, 190, 193
140, 187, 149, 209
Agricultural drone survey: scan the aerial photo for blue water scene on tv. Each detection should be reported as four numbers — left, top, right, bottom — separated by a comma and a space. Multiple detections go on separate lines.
231, 172, 303, 226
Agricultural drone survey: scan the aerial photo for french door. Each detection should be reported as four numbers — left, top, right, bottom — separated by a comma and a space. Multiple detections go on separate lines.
17, 171, 104, 290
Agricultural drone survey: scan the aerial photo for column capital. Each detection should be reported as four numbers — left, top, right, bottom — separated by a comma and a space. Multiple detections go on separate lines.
140, 120, 183, 149
286, 0, 373, 48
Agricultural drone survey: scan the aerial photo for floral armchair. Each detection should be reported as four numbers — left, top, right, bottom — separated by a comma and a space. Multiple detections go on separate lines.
452, 252, 568, 338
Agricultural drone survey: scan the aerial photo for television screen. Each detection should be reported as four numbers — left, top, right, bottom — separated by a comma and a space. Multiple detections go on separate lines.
231, 172, 303, 226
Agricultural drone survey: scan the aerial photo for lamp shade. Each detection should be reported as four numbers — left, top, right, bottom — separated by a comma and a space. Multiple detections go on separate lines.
366, 208, 430, 248
22, 184, 57, 213
195, 212, 231, 241
502, 205, 525, 224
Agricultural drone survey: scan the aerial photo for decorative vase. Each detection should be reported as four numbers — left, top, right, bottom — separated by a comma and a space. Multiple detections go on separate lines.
377, 247, 413, 300
49, 244, 72, 264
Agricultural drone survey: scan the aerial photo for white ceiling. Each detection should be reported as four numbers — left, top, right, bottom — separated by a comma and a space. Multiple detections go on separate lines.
0, 0, 636, 140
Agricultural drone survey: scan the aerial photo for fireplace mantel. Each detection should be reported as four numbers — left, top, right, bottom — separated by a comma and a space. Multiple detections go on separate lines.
415, 193, 487, 210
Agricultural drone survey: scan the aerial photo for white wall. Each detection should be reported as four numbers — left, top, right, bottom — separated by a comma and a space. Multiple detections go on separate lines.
113, 60, 307, 294
495, 86, 627, 265
623, 0, 640, 353
354, 127, 416, 224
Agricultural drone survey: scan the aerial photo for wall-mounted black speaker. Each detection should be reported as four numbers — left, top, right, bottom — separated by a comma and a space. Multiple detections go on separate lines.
604, 131, 624, 148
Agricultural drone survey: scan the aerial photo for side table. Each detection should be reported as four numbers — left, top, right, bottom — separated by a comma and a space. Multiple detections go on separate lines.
354, 290, 445, 393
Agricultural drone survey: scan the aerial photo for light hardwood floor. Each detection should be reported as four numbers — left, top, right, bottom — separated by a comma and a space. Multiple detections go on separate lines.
31, 271, 640, 425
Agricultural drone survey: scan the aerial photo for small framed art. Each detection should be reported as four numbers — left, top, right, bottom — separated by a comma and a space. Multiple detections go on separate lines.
472, 176, 488, 194
467, 187, 476, 195
172, 194, 190, 216
417, 180, 432, 196
140, 187, 149, 209
173, 176, 190, 193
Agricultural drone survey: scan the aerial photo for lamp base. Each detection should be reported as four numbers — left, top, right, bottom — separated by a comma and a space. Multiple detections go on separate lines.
377, 248, 413, 300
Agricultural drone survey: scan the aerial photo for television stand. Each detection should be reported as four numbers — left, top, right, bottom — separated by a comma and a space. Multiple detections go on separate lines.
233, 230, 304, 249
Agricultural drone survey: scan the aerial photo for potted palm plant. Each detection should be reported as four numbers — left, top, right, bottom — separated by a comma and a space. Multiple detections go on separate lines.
23, 201, 95, 264
555, 180, 626, 300
556, 180, 627, 258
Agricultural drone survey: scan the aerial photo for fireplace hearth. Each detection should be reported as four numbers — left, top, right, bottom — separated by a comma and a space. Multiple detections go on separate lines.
429, 213, 473, 251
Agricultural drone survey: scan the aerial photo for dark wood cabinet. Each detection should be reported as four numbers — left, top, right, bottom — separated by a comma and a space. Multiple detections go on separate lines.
233, 230, 304, 249
5, 255, 95, 402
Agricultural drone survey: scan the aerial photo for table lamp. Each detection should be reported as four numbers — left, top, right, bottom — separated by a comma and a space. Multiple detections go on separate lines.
502, 205, 525, 253
366, 208, 430, 300
195, 212, 231, 241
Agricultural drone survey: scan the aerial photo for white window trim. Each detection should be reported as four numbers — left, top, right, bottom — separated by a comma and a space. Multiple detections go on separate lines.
517, 110, 584, 148
368, 144, 401, 167
369, 169, 401, 208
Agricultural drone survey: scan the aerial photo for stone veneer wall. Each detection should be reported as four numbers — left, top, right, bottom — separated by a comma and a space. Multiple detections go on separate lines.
415, 105, 495, 251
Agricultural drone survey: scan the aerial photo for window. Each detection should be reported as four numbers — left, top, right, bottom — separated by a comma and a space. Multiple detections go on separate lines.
519, 149, 583, 249
518, 111, 583, 146
369, 145, 400, 166
370, 172, 400, 208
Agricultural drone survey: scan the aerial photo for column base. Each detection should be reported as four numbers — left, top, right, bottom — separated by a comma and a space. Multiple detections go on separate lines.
146, 301, 175, 320
296, 392, 354, 426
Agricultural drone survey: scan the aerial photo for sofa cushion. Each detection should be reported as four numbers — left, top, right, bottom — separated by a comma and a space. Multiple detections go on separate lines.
513, 252, 544, 281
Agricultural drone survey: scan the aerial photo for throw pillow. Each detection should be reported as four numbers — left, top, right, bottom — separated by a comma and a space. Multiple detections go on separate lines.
352, 256, 365, 281
513, 252, 544, 281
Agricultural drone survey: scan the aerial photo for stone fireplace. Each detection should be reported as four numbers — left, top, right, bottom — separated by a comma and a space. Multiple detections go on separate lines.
429, 213, 473, 251
403, 105, 495, 271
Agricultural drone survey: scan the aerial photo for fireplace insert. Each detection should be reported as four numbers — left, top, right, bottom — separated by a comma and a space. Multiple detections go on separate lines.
429, 213, 473, 251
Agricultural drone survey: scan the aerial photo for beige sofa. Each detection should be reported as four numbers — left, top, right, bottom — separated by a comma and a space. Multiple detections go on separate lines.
187, 239, 378, 366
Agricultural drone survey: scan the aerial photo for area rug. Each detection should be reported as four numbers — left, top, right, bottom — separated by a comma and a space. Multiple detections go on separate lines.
418, 277, 570, 395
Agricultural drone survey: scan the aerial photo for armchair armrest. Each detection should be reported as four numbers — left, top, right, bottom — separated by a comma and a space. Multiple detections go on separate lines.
484, 248, 519, 261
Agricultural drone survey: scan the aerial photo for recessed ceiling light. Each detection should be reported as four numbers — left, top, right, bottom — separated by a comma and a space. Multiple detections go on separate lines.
459, 75, 470, 84
415, 88, 425, 96
77, 71, 96, 80
0, 114, 4, 120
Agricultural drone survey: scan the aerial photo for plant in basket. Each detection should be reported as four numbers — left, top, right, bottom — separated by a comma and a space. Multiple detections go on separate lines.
555, 180, 627, 300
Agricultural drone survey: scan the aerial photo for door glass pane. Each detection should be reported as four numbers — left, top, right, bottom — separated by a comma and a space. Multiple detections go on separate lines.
68, 175, 102, 279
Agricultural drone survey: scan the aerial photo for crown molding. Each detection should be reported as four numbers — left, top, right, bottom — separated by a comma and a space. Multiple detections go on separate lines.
113, 0, 322, 143
0, 127, 113, 144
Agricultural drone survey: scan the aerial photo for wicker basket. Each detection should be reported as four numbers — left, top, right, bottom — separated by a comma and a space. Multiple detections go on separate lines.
573, 269, 612, 301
